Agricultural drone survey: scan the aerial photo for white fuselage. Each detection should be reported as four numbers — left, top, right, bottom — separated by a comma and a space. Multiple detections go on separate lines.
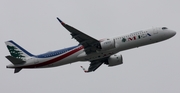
7, 27, 176, 68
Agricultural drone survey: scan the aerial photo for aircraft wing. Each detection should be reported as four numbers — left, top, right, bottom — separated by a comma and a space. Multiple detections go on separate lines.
81, 57, 108, 73
57, 17, 101, 54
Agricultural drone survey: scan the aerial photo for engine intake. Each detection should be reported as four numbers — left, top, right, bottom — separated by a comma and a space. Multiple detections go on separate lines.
107, 54, 123, 66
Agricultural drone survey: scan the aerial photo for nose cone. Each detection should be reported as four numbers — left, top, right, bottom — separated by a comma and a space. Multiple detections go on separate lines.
169, 30, 176, 37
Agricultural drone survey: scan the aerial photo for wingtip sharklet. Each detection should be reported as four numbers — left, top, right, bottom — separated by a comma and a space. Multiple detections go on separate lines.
57, 17, 65, 25
80, 66, 88, 73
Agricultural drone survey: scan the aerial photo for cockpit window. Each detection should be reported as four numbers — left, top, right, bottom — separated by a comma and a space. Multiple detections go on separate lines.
162, 27, 168, 30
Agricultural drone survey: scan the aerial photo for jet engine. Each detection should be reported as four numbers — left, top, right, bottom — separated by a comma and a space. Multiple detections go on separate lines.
105, 54, 123, 66
100, 38, 115, 51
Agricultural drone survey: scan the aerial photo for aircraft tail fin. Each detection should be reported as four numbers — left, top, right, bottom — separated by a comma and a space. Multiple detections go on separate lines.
5, 40, 34, 60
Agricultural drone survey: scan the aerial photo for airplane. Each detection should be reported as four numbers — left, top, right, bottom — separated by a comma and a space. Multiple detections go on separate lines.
5, 17, 176, 73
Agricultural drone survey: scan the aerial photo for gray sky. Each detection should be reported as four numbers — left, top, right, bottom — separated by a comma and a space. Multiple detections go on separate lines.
1, 0, 180, 93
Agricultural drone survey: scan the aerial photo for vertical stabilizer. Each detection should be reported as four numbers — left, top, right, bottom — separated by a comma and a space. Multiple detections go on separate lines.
5, 40, 34, 60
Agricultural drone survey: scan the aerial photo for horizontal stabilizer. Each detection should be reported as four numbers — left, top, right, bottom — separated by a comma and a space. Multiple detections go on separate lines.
6, 55, 25, 65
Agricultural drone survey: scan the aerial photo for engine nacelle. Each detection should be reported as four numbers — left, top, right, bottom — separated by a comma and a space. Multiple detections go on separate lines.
107, 54, 123, 66
100, 38, 115, 51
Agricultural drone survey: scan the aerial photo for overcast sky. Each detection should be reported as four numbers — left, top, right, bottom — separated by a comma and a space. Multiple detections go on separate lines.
1, 0, 180, 93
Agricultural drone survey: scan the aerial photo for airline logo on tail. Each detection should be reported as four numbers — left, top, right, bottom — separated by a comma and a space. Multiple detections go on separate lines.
5, 40, 34, 61
7, 45, 25, 60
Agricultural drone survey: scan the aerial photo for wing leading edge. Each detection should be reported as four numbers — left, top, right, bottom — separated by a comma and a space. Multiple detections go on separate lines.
57, 17, 102, 54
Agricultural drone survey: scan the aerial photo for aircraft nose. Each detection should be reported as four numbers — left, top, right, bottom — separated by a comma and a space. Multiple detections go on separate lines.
169, 30, 176, 37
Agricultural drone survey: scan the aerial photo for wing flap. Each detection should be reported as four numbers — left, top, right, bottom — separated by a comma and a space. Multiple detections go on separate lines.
88, 61, 103, 72
80, 57, 109, 73
81, 62, 103, 73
